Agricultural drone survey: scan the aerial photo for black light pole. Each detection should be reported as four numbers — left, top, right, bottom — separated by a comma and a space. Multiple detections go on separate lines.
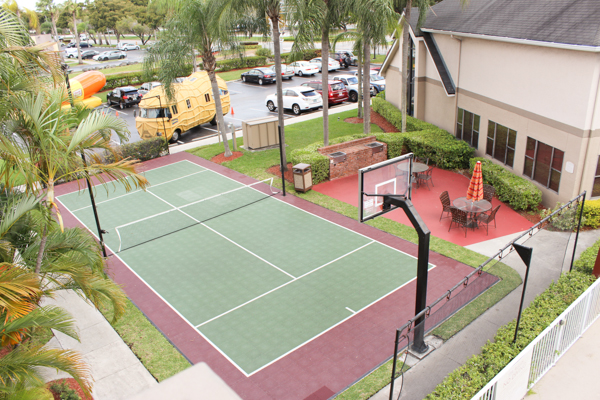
513, 243, 533, 344
63, 64, 108, 257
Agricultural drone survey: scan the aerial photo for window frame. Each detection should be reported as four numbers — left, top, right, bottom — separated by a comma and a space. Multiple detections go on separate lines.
487, 120, 516, 168
523, 137, 564, 192
593, 156, 600, 197
456, 108, 480, 149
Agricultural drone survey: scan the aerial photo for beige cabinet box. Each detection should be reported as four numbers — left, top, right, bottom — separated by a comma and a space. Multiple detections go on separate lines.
242, 117, 279, 150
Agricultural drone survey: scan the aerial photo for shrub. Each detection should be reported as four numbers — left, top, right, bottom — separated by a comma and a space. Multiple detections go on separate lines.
104, 137, 168, 164
573, 238, 600, 274
215, 56, 267, 72
289, 134, 367, 185
376, 90, 385, 100
426, 271, 595, 399
105, 71, 148, 91
470, 157, 542, 210
581, 199, 600, 228
50, 380, 81, 400
255, 47, 272, 58
280, 49, 321, 63
539, 203, 583, 231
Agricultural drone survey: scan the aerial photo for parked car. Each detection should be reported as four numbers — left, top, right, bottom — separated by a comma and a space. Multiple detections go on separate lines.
240, 67, 276, 85
287, 61, 319, 77
265, 86, 323, 115
93, 50, 126, 61
107, 86, 141, 109
277, 64, 295, 80
80, 50, 99, 60
117, 43, 140, 51
354, 71, 386, 94
309, 57, 340, 72
333, 51, 357, 67
300, 80, 349, 105
65, 46, 96, 58
331, 74, 375, 102
66, 41, 93, 48
139, 81, 162, 96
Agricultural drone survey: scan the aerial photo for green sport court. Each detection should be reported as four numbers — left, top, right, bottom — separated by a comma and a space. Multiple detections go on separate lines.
57, 159, 433, 376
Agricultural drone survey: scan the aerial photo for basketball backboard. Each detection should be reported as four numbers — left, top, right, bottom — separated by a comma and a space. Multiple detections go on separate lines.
358, 153, 413, 222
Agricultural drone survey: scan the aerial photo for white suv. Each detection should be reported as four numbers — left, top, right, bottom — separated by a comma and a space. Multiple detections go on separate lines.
332, 74, 375, 102
265, 86, 323, 115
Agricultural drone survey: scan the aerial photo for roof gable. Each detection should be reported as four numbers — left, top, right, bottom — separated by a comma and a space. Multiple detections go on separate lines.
415, 0, 600, 47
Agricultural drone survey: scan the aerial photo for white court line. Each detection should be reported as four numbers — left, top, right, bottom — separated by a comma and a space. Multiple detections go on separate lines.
345, 307, 356, 314
195, 241, 374, 329
68, 169, 208, 212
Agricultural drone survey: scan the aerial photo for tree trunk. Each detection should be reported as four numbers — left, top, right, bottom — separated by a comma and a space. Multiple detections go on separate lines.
321, 27, 330, 146
357, 47, 363, 118
103, 33, 110, 46
97, 32, 103, 45
208, 70, 232, 157
401, 1, 412, 133
362, 41, 371, 135
72, 12, 82, 65
270, 15, 288, 170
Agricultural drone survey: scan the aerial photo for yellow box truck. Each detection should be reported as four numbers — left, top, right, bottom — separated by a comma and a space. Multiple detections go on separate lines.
136, 71, 231, 143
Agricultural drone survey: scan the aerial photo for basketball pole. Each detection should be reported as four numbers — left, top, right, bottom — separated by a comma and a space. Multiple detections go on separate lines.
383, 195, 430, 353
277, 125, 286, 196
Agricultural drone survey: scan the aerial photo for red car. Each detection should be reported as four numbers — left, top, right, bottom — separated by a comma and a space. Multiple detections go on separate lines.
300, 80, 349, 105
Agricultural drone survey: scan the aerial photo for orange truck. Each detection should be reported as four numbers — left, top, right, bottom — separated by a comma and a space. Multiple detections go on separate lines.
62, 70, 106, 109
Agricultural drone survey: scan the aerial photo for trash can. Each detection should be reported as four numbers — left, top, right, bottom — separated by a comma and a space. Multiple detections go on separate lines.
293, 163, 312, 193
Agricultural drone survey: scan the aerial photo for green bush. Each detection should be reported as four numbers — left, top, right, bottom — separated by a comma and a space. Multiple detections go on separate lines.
573, 238, 600, 274
581, 199, 600, 228
215, 56, 267, 72
243, 44, 260, 49
376, 90, 385, 100
470, 157, 542, 210
289, 134, 367, 186
280, 49, 321, 63
539, 203, 582, 231
50, 380, 81, 400
104, 71, 148, 91
255, 47, 272, 58
104, 137, 168, 164
426, 271, 595, 399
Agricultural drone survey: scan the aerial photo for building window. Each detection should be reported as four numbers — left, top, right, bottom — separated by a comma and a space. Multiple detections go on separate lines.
487, 121, 516, 167
172, 105, 178, 115
186, 99, 191, 108
523, 137, 564, 192
204, 93, 210, 102
592, 157, 600, 197
456, 108, 479, 148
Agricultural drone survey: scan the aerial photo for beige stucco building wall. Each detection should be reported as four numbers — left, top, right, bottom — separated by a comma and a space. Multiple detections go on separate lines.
382, 29, 600, 206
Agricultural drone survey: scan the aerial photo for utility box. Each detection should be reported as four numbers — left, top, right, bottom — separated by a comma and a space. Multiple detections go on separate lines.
242, 117, 279, 150
293, 163, 312, 193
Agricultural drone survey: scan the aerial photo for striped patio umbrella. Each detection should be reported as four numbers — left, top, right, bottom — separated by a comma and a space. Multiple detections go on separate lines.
466, 161, 484, 201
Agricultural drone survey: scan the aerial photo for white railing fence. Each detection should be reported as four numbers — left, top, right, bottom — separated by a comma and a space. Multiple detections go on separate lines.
471, 277, 600, 400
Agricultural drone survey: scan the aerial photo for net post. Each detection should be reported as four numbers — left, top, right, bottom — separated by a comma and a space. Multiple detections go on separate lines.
278, 125, 286, 196
570, 192, 586, 272
389, 329, 401, 400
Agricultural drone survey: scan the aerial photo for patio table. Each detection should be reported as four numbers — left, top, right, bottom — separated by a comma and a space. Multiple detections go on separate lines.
397, 162, 429, 188
452, 197, 492, 228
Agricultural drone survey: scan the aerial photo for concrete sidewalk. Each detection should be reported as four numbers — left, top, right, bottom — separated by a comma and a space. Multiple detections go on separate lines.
40, 291, 157, 400
372, 229, 599, 400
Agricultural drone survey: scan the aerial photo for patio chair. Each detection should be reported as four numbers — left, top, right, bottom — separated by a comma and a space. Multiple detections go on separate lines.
416, 157, 429, 165
439, 191, 452, 221
448, 207, 472, 237
477, 205, 501, 235
416, 166, 434, 190
483, 184, 495, 202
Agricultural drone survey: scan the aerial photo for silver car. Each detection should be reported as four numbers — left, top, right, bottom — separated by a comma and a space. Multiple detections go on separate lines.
93, 50, 126, 61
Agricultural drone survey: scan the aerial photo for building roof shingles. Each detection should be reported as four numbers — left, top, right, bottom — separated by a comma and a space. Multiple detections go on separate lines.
411, 0, 600, 47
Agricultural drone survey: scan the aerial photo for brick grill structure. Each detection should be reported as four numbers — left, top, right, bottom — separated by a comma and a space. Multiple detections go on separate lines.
318, 136, 388, 180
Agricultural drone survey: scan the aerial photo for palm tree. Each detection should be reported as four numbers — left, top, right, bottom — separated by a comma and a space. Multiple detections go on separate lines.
145, 0, 237, 156
62, 0, 83, 65
395, 0, 429, 132
1, 0, 39, 32
36, 0, 61, 46
354, 0, 397, 134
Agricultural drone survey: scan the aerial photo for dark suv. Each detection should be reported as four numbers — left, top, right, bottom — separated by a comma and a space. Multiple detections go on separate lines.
107, 86, 141, 109
333, 51, 357, 68
301, 80, 349, 105
66, 41, 93, 48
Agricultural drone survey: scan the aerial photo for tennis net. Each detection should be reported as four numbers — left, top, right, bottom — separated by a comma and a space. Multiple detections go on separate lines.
114, 178, 279, 252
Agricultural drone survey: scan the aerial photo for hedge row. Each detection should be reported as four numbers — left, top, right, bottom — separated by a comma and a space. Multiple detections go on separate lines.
573, 237, 600, 274
280, 49, 321, 63
470, 157, 542, 210
289, 134, 367, 186
104, 137, 168, 164
105, 71, 150, 91
213, 55, 268, 72
581, 199, 600, 228
426, 271, 596, 400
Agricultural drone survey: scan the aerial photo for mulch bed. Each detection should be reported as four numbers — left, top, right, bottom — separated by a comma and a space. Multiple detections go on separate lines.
48, 378, 94, 400
210, 151, 243, 164
267, 163, 294, 184
344, 108, 398, 133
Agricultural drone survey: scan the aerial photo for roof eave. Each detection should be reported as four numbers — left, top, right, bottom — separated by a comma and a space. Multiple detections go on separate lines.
422, 28, 600, 53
